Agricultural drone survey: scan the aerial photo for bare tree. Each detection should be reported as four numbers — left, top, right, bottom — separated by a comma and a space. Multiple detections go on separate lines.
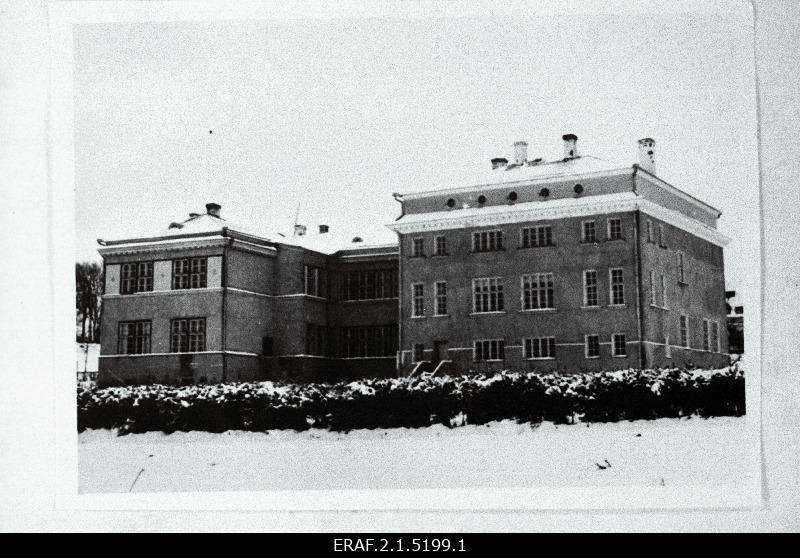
76, 262, 103, 343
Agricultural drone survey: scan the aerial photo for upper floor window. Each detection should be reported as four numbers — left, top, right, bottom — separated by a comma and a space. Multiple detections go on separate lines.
411, 237, 425, 258
170, 317, 206, 353
658, 224, 667, 247
583, 270, 598, 307
472, 230, 504, 252
434, 235, 448, 256
607, 218, 623, 240
473, 277, 504, 313
304, 265, 325, 298
521, 273, 555, 310
523, 336, 555, 360
647, 220, 654, 243
581, 220, 597, 243
342, 269, 398, 301
679, 315, 689, 348
660, 274, 668, 309
677, 252, 687, 283
120, 262, 154, 294
434, 281, 448, 316
117, 320, 151, 354
172, 257, 207, 290
609, 268, 625, 305
649, 270, 657, 306
411, 283, 425, 317
474, 339, 505, 361
520, 225, 553, 248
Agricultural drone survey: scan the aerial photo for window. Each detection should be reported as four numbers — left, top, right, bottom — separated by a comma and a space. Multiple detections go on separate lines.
172, 257, 207, 290
120, 262, 154, 294
472, 230, 504, 252
520, 225, 553, 248
521, 273, 555, 310
411, 237, 425, 257
411, 283, 425, 317
524, 337, 556, 359
607, 218, 623, 240
581, 220, 597, 243
702, 319, 711, 351
412, 343, 425, 363
660, 274, 668, 309
117, 321, 151, 354
474, 339, 505, 361
658, 224, 667, 247
305, 323, 328, 356
711, 321, 720, 353
341, 325, 398, 358
612, 333, 627, 357
434, 281, 447, 315
665, 335, 672, 358
585, 334, 600, 358
649, 270, 657, 306
647, 220, 654, 243
304, 265, 325, 297
583, 270, 598, 307
262, 336, 274, 356
473, 277, 504, 313
434, 235, 448, 256
170, 318, 206, 353
680, 315, 689, 348
677, 252, 687, 283
342, 269, 398, 301
609, 268, 625, 305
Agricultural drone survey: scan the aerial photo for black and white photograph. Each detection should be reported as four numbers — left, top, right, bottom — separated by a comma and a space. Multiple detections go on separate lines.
4, 0, 800, 533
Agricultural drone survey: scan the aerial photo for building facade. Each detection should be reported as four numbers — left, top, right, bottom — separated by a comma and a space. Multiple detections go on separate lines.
97, 135, 731, 385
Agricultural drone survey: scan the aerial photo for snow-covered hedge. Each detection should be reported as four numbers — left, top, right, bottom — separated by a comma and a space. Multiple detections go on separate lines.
77, 364, 745, 434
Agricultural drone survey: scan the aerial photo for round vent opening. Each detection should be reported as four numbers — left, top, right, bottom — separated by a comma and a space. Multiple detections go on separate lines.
508, 191, 518, 201
539, 188, 550, 198
574, 184, 584, 194
446, 198, 455, 208
477, 195, 487, 204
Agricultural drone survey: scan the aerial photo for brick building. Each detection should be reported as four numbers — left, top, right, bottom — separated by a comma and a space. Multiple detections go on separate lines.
97, 135, 730, 385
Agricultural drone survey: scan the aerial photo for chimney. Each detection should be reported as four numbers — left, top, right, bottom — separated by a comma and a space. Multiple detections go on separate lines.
206, 202, 221, 217
513, 141, 528, 165
638, 138, 656, 174
294, 224, 307, 236
491, 157, 508, 170
318, 224, 330, 234
562, 134, 578, 159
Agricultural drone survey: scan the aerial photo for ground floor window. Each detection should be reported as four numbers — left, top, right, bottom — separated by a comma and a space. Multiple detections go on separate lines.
412, 343, 425, 363
474, 339, 505, 361
341, 325, 398, 358
585, 334, 600, 358
170, 317, 206, 352
118, 321, 151, 354
612, 333, 627, 357
523, 337, 555, 359
305, 323, 328, 356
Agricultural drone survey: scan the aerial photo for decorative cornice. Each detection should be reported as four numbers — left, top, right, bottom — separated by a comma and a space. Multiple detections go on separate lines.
98, 237, 229, 257
387, 195, 731, 247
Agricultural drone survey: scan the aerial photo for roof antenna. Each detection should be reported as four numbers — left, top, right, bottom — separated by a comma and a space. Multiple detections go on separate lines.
292, 200, 303, 237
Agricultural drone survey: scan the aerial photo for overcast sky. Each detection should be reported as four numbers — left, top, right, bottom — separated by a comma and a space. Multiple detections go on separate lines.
74, 5, 757, 291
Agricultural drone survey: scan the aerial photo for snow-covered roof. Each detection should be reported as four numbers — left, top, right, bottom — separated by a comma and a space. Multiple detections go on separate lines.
277, 230, 397, 255
400, 155, 630, 199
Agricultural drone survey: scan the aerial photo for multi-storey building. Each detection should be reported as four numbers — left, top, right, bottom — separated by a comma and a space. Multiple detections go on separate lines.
97, 207, 399, 385
387, 135, 730, 375
96, 134, 731, 385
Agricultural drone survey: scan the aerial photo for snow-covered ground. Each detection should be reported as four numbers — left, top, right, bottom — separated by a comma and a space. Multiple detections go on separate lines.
79, 416, 754, 494
76, 342, 99, 372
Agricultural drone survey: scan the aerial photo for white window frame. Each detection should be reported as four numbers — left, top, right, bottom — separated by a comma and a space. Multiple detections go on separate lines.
473, 339, 505, 362
472, 277, 504, 313
520, 224, 553, 248
583, 269, 598, 307
677, 251, 687, 284
581, 220, 597, 243
711, 321, 720, 353
660, 274, 668, 309
434, 235, 447, 256
411, 282, 425, 317
523, 336, 556, 360
611, 333, 627, 357
411, 237, 425, 257
609, 268, 625, 306
658, 224, 666, 247
647, 220, 654, 243
585, 334, 601, 359
472, 229, 504, 252
607, 217, 622, 240
434, 281, 447, 316
521, 272, 555, 311
702, 319, 711, 351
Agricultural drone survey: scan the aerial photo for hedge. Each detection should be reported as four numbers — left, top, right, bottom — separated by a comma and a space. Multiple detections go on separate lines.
77, 364, 745, 434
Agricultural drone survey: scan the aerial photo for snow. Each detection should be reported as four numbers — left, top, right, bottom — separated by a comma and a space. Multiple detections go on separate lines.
79, 416, 754, 494
76, 342, 99, 373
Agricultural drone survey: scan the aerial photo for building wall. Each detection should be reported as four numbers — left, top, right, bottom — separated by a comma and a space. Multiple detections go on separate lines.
398, 211, 641, 375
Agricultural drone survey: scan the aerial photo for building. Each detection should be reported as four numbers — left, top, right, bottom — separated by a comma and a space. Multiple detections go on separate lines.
387, 135, 731, 375
97, 208, 399, 385
97, 134, 731, 385
725, 290, 744, 355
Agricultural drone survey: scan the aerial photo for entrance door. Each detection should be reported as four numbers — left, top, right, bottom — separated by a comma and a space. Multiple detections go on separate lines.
432, 340, 448, 365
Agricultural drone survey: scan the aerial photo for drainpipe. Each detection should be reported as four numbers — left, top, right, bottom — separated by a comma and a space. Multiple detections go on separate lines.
392, 194, 404, 377
631, 167, 645, 370
221, 227, 229, 382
